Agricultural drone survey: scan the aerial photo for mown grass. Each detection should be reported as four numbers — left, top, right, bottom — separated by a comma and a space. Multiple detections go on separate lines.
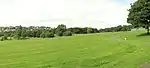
0, 30, 150, 68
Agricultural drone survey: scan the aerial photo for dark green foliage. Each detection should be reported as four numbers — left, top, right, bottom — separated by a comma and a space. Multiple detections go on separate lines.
45, 32, 55, 38
35, 30, 41, 37
3, 35, 8, 40
81, 28, 88, 34
21, 28, 27, 38
69, 27, 98, 34
0, 32, 13, 41
63, 31, 72, 36
40, 32, 55, 38
87, 27, 95, 33
0, 32, 4, 37
127, 0, 150, 34
56, 31, 63, 36
1, 35, 8, 41
0, 32, 12, 37
14, 25, 22, 39
68, 27, 82, 34
13, 35, 21, 40
40, 32, 46, 38
99, 25, 132, 32
9, 37, 12, 40
0, 38, 4, 41
55, 24, 67, 36
0, 24, 131, 40
26, 31, 32, 37
0, 24, 99, 39
68, 27, 99, 34
121, 25, 131, 31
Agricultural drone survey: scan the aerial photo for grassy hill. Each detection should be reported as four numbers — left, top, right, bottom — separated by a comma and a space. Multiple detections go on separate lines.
0, 30, 150, 68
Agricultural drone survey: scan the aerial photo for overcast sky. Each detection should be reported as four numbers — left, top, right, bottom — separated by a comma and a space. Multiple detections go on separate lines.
0, 0, 136, 28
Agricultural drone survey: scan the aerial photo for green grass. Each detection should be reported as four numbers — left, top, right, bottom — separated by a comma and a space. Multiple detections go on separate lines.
0, 30, 150, 68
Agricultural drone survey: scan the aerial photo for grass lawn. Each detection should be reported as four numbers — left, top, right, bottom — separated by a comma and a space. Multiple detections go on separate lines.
0, 30, 150, 68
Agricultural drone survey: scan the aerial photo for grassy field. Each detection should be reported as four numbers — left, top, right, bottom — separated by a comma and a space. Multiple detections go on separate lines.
0, 30, 150, 68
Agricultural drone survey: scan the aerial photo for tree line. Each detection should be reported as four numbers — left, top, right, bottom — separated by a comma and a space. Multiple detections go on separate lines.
0, 24, 132, 41
99, 25, 133, 32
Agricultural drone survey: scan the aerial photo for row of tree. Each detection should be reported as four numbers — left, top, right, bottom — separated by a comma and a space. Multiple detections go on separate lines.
99, 25, 133, 32
0, 24, 132, 41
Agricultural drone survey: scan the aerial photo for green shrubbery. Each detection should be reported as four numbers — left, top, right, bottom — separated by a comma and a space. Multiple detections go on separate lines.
0, 24, 132, 41
0, 36, 8, 41
0, 32, 4, 37
40, 32, 55, 38
56, 31, 63, 36
13, 35, 21, 40
63, 31, 72, 36
0, 38, 4, 41
46, 32, 55, 38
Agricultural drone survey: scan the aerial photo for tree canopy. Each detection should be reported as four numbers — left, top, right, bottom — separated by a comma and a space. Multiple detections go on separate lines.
127, 0, 150, 34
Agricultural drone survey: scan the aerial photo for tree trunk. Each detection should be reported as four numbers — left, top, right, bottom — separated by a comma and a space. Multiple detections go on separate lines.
147, 26, 150, 34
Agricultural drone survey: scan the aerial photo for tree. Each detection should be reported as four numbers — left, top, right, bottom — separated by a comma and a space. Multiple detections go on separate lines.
1, 35, 8, 41
35, 30, 42, 38
127, 0, 150, 34
3, 35, 8, 40
63, 31, 72, 36
56, 31, 63, 36
55, 24, 67, 36
0, 32, 4, 37
45, 32, 55, 38
40, 32, 46, 38
40, 32, 55, 38
0, 38, 4, 41
21, 28, 27, 38
87, 27, 95, 33
68, 27, 81, 34
14, 25, 22, 39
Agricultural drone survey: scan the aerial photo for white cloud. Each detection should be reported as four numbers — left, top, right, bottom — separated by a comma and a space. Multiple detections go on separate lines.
0, 0, 135, 28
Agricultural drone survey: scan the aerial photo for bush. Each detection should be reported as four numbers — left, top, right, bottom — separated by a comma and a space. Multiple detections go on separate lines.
45, 32, 55, 38
63, 31, 72, 36
0, 38, 4, 41
0, 36, 7, 41
3, 35, 8, 40
40, 32, 55, 38
13, 35, 21, 40
8, 37, 13, 40
56, 31, 63, 36
0, 32, 4, 37
40, 32, 46, 38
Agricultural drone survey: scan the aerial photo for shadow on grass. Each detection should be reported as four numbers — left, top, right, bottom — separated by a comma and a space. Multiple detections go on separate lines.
136, 33, 150, 37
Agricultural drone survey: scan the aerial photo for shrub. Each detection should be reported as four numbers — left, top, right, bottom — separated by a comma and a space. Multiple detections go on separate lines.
40, 32, 46, 38
8, 37, 13, 40
40, 32, 55, 38
63, 31, 72, 36
0, 38, 4, 41
0, 32, 4, 37
13, 35, 21, 40
3, 35, 8, 40
56, 31, 63, 36
0, 36, 8, 41
45, 32, 55, 38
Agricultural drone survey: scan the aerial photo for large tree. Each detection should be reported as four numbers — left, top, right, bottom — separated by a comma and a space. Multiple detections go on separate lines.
127, 0, 150, 34
55, 24, 67, 36
14, 25, 22, 39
